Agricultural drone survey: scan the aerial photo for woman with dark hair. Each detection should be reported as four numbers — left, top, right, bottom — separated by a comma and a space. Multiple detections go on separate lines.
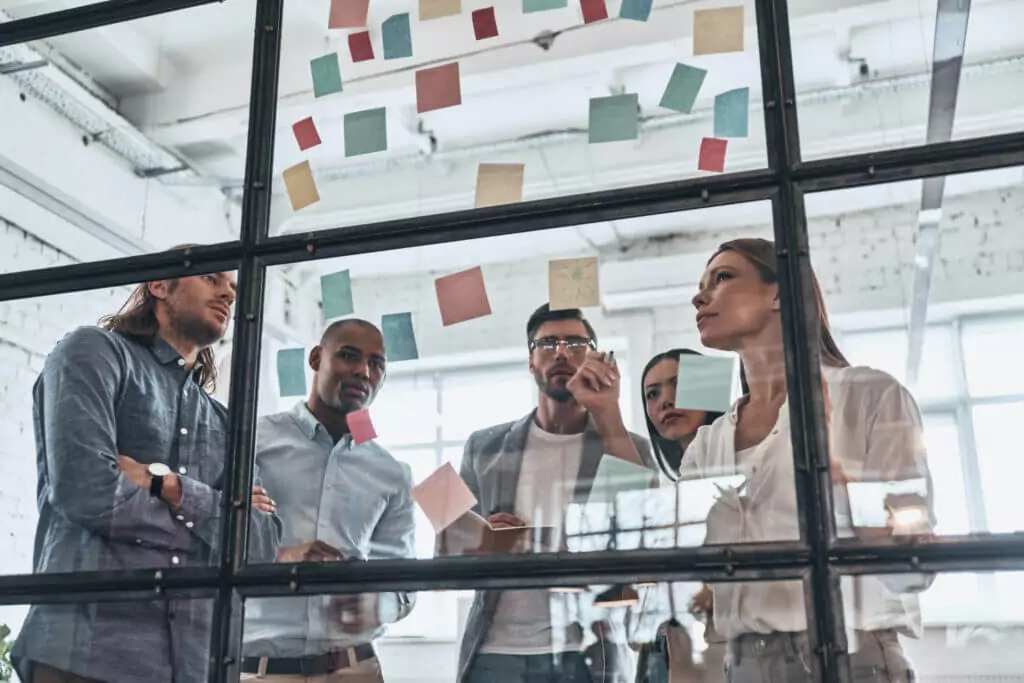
682, 238, 933, 683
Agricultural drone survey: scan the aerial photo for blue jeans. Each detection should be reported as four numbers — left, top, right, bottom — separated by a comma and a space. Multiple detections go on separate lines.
466, 653, 594, 683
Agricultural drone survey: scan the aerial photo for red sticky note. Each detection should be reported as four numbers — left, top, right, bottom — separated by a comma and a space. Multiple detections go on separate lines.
435, 266, 492, 326
292, 117, 322, 151
415, 62, 462, 114
348, 31, 374, 62
472, 7, 498, 40
347, 408, 377, 444
698, 137, 728, 173
329, 0, 369, 28
580, 0, 608, 24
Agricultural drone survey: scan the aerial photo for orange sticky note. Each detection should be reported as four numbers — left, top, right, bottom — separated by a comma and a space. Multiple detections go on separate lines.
420, 0, 462, 20
415, 62, 462, 114
693, 6, 744, 55
412, 463, 479, 533
329, 0, 370, 28
346, 408, 377, 444
435, 266, 491, 326
475, 163, 524, 208
282, 160, 320, 211
698, 137, 728, 173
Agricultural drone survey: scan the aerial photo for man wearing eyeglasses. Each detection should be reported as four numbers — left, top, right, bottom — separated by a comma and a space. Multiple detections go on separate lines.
448, 303, 655, 683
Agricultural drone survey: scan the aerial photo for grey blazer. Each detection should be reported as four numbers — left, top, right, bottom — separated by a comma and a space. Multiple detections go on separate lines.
445, 410, 655, 682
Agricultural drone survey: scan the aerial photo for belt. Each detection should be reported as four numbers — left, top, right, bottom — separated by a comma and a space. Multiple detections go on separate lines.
241, 644, 376, 676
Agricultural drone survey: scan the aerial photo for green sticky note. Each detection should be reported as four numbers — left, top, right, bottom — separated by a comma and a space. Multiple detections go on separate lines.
523, 0, 566, 12
675, 355, 734, 412
277, 348, 307, 397
382, 312, 419, 361
619, 0, 652, 21
589, 456, 655, 504
382, 13, 412, 60
713, 87, 750, 138
310, 53, 343, 98
321, 270, 354, 320
345, 107, 387, 157
659, 63, 707, 114
588, 93, 639, 144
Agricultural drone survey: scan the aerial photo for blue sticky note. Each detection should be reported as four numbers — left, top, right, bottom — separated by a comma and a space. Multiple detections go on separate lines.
382, 312, 419, 362
345, 108, 387, 157
310, 53, 343, 98
382, 13, 412, 60
675, 355, 734, 412
659, 63, 707, 114
321, 270, 354, 320
588, 93, 639, 144
619, 0, 652, 21
713, 87, 750, 138
523, 0, 567, 12
277, 348, 307, 397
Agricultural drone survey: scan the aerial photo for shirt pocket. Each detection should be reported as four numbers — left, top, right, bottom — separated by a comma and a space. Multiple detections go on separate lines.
328, 486, 388, 557
193, 424, 227, 486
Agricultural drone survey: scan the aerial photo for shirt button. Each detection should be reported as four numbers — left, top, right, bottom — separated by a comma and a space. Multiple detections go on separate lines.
171, 556, 180, 565
185, 522, 194, 529
176, 514, 185, 521
135, 539, 142, 545
177, 359, 185, 367
178, 466, 187, 475
179, 427, 188, 435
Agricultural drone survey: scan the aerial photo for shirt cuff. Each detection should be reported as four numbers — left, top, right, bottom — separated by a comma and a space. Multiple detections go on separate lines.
172, 475, 217, 531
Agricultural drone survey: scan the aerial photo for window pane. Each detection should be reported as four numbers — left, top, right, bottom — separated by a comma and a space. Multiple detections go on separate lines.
920, 413, 969, 536
961, 315, 1024, 398
373, 376, 439, 447
972, 403, 1024, 534
441, 367, 535, 442
839, 326, 958, 401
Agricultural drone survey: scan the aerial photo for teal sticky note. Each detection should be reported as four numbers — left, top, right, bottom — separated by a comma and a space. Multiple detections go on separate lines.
381, 312, 419, 361
345, 108, 387, 157
675, 355, 734, 412
310, 53, 343, 98
588, 93, 639, 144
321, 270, 354, 320
589, 456, 655, 504
713, 87, 750, 138
659, 63, 707, 114
523, 0, 566, 12
382, 13, 412, 60
619, 0, 652, 21
277, 348, 307, 397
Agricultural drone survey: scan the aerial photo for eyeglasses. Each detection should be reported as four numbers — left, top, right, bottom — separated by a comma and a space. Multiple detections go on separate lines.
529, 336, 596, 356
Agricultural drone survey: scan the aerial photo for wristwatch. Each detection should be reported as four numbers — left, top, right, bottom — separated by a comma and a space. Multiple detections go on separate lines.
148, 463, 172, 498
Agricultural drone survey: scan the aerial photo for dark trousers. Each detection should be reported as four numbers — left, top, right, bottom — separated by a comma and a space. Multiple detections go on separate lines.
466, 652, 594, 683
31, 662, 107, 683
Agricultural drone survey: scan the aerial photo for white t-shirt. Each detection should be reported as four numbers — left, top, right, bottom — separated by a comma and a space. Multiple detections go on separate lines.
479, 421, 585, 655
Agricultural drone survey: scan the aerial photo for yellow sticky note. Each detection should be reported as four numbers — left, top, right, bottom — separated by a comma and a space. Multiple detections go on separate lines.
419, 0, 461, 20
282, 160, 320, 212
549, 257, 600, 310
693, 6, 744, 55
475, 163, 524, 208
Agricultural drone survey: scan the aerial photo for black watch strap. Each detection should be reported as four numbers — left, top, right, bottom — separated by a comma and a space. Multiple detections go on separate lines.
149, 474, 164, 498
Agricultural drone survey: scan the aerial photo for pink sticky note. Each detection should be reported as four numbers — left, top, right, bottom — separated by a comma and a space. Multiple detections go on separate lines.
412, 463, 479, 534
698, 137, 728, 173
434, 266, 492, 326
415, 62, 462, 114
292, 117, 322, 151
329, 0, 369, 28
346, 408, 377, 444
580, 0, 608, 23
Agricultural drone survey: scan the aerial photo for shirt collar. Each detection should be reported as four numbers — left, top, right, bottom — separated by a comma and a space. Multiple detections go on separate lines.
289, 401, 342, 444
150, 334, 206, 382
727, 365, 842, 423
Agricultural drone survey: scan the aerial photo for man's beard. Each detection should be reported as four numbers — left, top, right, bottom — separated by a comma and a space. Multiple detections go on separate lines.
534, 368, 574, 403
169, 303, 224, 348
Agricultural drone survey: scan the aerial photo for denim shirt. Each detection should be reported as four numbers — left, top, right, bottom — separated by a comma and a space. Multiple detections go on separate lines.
13, 326, 282, 683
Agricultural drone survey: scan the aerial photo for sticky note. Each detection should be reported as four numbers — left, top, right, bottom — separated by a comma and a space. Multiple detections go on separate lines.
580, 0, 608, 23
472, 7, 498, 39
310, 53, 343, 98
416, 62, 461, 114
619, 0, 652, 21
383, 13, 413, 60
282, 161, 320, 211
675, 354, 734, 412
475, 163, 524, 208
524, 0, 567, 12
292, 117, 322, 151
659, 63, 707, 114
321, 270, 354, 320
589, 456, 656, 503
329, 0, 369, 27
276, 348, 306, 397
698, 137, 728, 173
435, 266, 491, 326
412, 463, 479, 533
347, 408, 377, 444
348, 30, 374, 62
420, 0, 461, 20
714, 87, 750, 138
589, 93, 639, 144
693, 6, 744, 55
549, 257, 600, 310
344, 107, 387, 157
382, 312, 419, 361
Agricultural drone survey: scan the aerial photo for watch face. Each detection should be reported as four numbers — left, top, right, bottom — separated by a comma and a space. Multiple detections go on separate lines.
148, 463, 172, 477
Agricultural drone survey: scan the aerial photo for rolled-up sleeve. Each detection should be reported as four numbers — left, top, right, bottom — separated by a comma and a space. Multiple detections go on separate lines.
370, 463, 417, 623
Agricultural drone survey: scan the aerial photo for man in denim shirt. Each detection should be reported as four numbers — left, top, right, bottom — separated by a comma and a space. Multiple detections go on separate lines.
13, 270, 282, 683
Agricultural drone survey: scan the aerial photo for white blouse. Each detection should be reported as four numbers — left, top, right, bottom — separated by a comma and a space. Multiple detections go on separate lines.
680, 365, 934, 640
